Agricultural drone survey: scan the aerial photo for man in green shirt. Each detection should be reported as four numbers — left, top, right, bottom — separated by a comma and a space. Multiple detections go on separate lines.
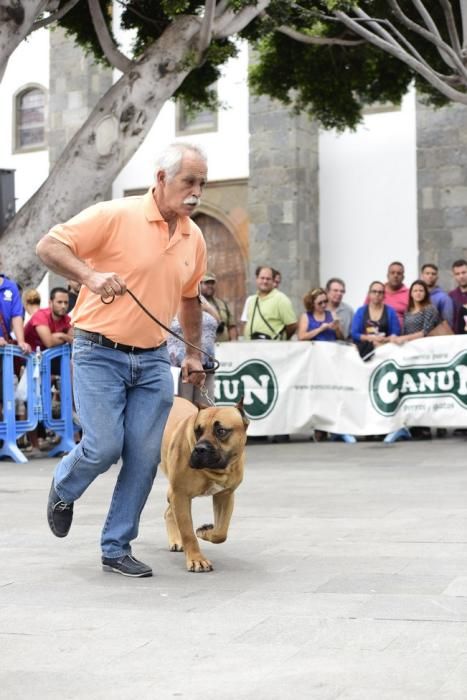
244, 266, 297, 340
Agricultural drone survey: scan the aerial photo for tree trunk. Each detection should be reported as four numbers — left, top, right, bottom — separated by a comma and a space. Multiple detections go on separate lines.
1, 15, 202, 285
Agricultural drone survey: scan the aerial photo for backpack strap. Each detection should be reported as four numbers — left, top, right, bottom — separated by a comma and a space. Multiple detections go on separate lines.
252, 296, 284, 340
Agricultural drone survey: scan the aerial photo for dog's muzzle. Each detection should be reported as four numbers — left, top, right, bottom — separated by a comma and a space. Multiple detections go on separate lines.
189, 441, 228, 470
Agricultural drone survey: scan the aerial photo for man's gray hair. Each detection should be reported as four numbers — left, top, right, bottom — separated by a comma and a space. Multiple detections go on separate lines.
155, 142, 207, 182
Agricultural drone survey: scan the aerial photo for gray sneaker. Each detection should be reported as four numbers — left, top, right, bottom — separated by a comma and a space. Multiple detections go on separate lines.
102, 554, 153, 578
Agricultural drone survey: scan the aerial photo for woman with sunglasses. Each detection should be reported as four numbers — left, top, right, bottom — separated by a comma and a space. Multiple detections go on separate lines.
298, 288, 343, 342
299, 288, 355, 443
351, 281, 400, 360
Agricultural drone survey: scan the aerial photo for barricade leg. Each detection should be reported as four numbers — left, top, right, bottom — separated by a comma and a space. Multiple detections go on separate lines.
330, 433, 357, 444
0, 347, 27, 463
383, 427, 412, 443
42, 345, 77, 456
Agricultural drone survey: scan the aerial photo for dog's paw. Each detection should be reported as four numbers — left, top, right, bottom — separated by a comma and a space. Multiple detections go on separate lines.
169, 543, 184, 552
196, 523, 214, 540
186, 556, 213, 573
196, 524, 227, 544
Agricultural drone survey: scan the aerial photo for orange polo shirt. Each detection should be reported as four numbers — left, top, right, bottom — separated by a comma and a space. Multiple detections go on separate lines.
47, 188, 207, 347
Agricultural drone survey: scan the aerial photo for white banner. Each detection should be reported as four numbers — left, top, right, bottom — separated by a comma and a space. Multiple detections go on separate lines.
214, 337, 467, 435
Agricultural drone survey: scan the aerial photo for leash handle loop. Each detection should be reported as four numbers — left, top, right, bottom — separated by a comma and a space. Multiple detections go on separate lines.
100, 289, 219, 373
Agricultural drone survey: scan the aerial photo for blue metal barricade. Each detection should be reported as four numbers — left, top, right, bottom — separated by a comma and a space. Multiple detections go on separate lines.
0, 345, 39, 463
0, 344, 79, 463
41, 345, 78, 457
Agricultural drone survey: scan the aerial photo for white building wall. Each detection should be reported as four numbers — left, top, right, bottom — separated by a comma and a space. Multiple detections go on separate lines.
0, 28, 50, 209
319, 89, 418, 310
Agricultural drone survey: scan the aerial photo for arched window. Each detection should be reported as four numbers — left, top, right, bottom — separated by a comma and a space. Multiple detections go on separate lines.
15, 86, 46, 151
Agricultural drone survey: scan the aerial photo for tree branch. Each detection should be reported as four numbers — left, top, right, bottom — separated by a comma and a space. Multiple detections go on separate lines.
214, 0, 270, 38
215, 0, 230, 18
437, 0, 462, 56
411, 0, 441, 35
198, 0, 216, 56
364, 14, 447, 77
32, 0, 81, 32
0, 0, 50, 80
276, 24, 363, 46
460, 0, 467, 52
87, 0, 132, 74
387, 0, 466, 75
341, 7, 435, 75
334, 9, 467, 105
354, 3, 457, 80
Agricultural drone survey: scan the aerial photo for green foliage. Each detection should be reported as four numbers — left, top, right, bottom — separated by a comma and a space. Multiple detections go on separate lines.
249, 33, 414, 130
56, 0, 237, 114
246, 0, 458, 129
160, 0, 193, 13
54, 0, 462, 131
173, 39, 239, 113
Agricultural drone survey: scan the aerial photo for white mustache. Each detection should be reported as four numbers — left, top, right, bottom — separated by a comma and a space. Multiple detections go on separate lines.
183, 196, 200, 206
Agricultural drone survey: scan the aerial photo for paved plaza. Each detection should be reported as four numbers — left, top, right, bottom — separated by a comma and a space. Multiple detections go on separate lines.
1, 436, 467, 700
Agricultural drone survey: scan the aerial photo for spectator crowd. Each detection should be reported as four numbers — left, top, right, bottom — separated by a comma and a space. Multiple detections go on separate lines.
1, 257, 466, 452
200, 259, 467, 442
209, 260, 466, 347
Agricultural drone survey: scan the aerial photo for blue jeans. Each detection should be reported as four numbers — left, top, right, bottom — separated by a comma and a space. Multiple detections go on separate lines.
53, 337, 173, 558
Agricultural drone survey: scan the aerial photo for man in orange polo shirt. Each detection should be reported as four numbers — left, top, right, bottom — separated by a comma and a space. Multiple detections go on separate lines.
36, 142, 207, 578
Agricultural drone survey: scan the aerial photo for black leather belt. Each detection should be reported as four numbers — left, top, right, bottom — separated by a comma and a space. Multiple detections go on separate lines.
74, 328, 165, 354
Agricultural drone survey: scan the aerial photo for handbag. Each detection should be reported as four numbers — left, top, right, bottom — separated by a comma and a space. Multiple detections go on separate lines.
251, 331, 272, 340
427, 320, 454, 337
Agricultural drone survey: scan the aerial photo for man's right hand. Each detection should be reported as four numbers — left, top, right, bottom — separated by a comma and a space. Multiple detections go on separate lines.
181, 355, 206, 387
84, 272, 127, 299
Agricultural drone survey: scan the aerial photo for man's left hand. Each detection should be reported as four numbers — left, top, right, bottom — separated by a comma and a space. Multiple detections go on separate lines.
181, 356, 205, 387
18, 341, 32, 354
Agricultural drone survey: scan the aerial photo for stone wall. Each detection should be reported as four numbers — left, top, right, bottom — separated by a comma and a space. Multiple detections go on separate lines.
248, 94, 320, 313
48, 28, 112, 168
417, 100, 467, 289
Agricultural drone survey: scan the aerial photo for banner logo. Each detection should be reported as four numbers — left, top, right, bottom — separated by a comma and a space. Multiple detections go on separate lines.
214, 359, 278, 419
370, 351, 467, 415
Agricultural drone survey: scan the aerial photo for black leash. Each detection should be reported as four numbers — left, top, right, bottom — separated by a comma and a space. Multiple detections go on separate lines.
101, 289, 219, 374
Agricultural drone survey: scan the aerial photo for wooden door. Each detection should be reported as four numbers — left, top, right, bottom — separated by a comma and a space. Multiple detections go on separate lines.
193, 213, 246, 325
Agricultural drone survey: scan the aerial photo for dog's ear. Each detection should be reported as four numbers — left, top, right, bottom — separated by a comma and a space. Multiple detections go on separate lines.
236, 396, 247, 413
194, 401, 211, 411
236, 396, 250, 428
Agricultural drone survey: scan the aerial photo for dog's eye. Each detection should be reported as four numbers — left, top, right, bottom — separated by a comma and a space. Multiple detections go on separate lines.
215, 426, 231, 439
194, 426, 203, 439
